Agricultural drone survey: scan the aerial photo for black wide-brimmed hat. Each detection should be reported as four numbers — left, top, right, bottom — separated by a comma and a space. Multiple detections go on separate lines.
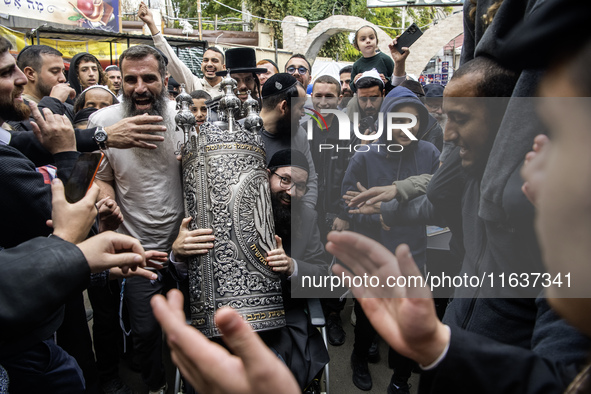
216, 48, 267, 76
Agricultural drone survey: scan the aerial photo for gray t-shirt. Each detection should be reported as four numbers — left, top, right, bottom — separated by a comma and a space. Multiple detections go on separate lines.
90, 101, 185, 251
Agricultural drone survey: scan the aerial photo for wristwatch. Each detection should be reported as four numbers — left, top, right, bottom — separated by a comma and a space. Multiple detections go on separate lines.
93, 126, 108, 150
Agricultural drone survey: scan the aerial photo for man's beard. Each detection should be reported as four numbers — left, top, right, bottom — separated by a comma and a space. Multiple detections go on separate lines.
122, 85, 169, 122
0, 89, 31, 122
123, 86, 174, 165
37, 78, 54, 99
131, 120, 175, 166
275, 107, 300, 139
271, 190, 292, 241
431, 112, 447, 129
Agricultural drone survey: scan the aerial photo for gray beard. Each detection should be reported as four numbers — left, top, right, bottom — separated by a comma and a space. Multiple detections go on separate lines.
431, 112, 447, 130
122, 87, 170, 124
121, 90, 175, 165
131, 118, 175, 166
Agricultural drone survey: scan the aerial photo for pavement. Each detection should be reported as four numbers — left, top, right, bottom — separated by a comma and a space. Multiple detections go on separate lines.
324, 298, 420, 394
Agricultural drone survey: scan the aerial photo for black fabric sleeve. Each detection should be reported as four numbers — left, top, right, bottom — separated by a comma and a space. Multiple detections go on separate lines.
0, 236, 89, 336
0, 146, 79, 248
381, 194, 448, 228
426, 146, 464, 208
419, 307, 588, 394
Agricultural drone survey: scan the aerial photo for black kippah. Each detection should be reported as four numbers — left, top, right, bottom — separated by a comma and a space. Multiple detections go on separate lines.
153, 47, 169, 66
262, 73, 297, 99
424, 83, 444, 97
269, 149, 309, 173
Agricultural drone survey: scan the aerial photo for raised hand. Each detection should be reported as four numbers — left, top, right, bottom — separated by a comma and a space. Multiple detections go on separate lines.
326, 231, 450, 366
152, 289, 300, 394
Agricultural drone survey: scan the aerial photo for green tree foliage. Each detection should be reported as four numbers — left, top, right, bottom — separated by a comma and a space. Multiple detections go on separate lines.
169, 0, 448, 60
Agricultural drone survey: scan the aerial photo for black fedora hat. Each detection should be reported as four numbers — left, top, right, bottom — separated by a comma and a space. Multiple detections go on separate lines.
216, 48, 267, 76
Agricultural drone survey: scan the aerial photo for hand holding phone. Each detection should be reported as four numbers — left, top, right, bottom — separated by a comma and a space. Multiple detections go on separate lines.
393, 23, 423, 54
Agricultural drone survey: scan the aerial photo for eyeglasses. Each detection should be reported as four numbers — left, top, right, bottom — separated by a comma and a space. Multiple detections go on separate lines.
286, 66, 309, 76
272, 172, 308, 194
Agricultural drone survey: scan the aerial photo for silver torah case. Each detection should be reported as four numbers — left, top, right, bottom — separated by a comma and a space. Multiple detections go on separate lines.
176, 78, 286, 337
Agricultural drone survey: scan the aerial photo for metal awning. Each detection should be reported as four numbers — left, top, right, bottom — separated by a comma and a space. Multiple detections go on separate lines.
24, 25, 207, 65
28, 25, 207, 46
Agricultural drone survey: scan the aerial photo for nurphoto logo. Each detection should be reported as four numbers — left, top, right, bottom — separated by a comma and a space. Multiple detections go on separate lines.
305, 108, 418, 153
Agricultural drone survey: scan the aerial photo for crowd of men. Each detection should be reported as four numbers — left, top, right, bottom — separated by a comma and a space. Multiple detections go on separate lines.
1, 0, 591, 393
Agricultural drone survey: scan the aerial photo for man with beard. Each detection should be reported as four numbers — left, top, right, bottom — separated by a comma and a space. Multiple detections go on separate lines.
349, 57, 590, 394
0, 39, 81, 248
259, 73, 317, 209
215, 47, 266, 106
355, 70, 384, 133
262, 150, 328, 393
338, 65, 353, 111
91, 45, 185, 394
8, 45, 170, 167
17, 45, 70, 105
342, 86, 440, 392
0, 36, 91, 392
139, 2, 225, 99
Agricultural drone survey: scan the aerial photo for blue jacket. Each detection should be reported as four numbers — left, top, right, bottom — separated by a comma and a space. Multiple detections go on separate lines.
342, 92, 440, 267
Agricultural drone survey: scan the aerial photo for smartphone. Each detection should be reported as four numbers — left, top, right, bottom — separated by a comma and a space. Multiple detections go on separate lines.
394, 23, 423, 54
64, 152, 104, 203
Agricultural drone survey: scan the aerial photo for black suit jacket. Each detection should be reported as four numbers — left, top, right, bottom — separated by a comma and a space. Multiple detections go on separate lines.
0, 236, 89, 356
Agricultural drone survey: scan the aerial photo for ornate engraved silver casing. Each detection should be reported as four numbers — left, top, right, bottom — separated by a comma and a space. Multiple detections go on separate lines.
177, 80, 286, 337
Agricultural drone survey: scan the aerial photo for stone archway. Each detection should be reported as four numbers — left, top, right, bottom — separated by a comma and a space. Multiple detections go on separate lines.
282, 12, 463, 76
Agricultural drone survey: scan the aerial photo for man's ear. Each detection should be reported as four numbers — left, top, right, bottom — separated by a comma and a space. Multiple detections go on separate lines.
278, 99, 288, 115
164, 75, 169, 88
23, 66, 36, 83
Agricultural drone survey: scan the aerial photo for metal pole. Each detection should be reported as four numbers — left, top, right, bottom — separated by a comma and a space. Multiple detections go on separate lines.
401, 6, 407, 29
198, 0, 203, 40
274, 39, 278, 66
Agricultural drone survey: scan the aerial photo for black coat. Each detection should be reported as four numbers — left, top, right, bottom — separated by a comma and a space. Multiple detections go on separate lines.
0, 236, 89, 356
0, 143, 79, 249
379, 147, 590, 393
261, 204, 330, 390
305, 118, 359, 235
